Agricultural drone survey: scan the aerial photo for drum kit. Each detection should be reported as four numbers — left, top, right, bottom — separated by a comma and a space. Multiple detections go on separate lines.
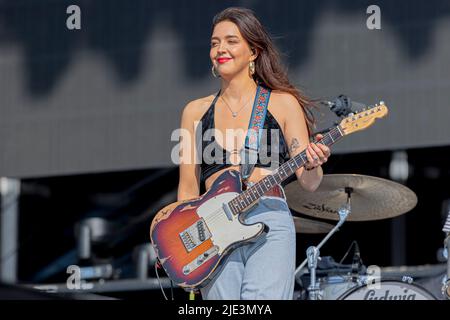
285, 173, 445, 300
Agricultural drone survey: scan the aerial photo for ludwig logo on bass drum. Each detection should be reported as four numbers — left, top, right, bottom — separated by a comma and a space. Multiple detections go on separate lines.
341, 281, 435, 300
364, 288, 416, 300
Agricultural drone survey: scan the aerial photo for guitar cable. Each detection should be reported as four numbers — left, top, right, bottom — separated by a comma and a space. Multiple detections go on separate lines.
154, 258, 193, 300
155, 260, 169, 300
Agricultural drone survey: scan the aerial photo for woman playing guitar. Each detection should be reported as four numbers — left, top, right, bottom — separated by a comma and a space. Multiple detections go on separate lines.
163, 7, 330, 300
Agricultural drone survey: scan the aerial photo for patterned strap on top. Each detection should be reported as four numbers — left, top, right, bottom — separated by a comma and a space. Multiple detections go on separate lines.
240, 85, 271, 182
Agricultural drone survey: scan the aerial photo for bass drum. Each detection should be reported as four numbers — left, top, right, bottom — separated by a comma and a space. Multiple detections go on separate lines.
338, 280, 437, 300
319, 274, 361, 300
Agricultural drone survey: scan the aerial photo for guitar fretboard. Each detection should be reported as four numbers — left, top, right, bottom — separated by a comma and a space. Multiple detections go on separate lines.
228, 126, 344, 214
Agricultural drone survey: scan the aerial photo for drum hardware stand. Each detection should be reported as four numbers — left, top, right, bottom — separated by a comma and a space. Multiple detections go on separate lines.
441, 209, 450, 299
442, 210, 450, 299
294, 187, 353, 300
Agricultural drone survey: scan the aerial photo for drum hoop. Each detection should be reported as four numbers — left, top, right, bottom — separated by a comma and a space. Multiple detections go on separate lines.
337, 278, 437, 300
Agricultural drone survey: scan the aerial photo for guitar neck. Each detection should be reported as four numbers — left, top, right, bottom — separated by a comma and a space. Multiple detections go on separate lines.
228, 126, 344, 214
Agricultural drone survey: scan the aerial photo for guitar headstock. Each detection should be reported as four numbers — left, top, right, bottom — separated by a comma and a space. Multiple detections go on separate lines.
339, 101, 388, 136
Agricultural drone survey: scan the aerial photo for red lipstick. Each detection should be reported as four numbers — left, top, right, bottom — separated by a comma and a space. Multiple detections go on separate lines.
217, 57, 232, 64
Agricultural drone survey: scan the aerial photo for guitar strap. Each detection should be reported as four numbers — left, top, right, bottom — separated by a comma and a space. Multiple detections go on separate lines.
240, 85, 271, 186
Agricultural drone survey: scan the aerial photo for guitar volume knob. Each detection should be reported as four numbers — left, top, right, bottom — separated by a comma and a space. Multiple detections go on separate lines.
182, 266, 190, 275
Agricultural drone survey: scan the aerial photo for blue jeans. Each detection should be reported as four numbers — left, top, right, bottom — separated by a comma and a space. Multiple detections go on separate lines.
200, 196, 296, 300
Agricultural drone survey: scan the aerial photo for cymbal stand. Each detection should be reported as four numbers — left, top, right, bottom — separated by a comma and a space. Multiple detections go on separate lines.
294, 188, 353, 300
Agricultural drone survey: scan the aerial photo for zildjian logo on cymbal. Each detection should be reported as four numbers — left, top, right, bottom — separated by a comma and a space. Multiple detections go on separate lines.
303, 203, 337, 214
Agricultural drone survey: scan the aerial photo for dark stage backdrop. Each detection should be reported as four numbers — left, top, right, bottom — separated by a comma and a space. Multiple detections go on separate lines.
1, 0, 450, 178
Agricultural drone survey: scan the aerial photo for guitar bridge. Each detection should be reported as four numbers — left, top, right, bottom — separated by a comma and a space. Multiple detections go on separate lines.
179, 218, 212, 252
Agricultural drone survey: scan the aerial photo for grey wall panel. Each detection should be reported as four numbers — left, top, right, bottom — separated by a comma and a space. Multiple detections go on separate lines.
1, 0, 449, 178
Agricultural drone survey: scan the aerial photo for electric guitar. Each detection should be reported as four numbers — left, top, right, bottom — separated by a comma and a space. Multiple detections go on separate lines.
150, 102, 388, 289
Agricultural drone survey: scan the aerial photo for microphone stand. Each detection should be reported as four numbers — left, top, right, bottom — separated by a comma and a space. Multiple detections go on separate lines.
294, 188, 353, 300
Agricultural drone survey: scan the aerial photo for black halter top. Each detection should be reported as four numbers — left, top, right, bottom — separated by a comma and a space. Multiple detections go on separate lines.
196, 92, 290, 187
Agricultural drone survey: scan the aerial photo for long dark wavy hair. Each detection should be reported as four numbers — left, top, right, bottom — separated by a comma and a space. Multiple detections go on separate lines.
212, 7, 315, 136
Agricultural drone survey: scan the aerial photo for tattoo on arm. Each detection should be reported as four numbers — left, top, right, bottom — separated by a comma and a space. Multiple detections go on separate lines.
289, 138, 300, 153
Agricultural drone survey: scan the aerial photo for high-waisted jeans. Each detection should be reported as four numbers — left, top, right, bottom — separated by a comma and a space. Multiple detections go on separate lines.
200, 195, 296, 300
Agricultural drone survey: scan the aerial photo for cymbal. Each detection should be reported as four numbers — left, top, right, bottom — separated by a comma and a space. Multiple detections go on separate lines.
293, 216, 334, 234
285, 174, 417, 221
